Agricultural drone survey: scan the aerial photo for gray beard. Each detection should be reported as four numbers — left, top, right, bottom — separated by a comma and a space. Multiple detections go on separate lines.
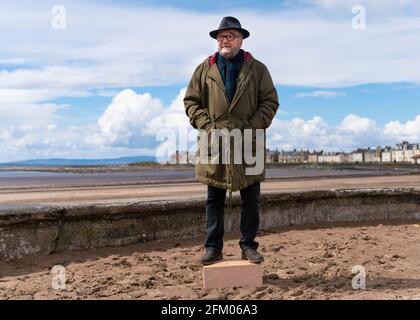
218, 48, 241, 60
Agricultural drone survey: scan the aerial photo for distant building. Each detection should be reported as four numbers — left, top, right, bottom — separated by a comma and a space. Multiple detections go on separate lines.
277, 149, 311, 163
170, 140, 420, 165
381, 146, 393, 162
266, 148, 279, 163
412, 154, 420, 164
392, 141, 420, 163
348, 149, 364, 163
318, 152, 345, 163
363, 146, 381, 163
170, 150, 192, 164
308, 151, 322, 163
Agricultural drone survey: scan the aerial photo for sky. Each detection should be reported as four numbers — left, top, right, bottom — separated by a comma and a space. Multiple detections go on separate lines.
1, 0, 420, 162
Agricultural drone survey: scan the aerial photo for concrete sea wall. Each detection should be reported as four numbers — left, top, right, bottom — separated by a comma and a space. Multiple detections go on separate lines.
1, 188, 420, 260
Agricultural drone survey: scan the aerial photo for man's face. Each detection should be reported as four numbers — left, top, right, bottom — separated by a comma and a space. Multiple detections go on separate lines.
216, 29, 243, 60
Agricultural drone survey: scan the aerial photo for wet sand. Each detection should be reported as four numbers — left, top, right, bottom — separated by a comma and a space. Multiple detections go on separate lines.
1, 174, 420, 207
1, 222, 419, 300
1, 165, 419, 189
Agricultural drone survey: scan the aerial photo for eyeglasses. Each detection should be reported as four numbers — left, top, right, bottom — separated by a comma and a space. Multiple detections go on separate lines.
216, 33, 240, 41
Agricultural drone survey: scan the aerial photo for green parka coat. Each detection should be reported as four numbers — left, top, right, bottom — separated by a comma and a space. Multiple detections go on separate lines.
184, 50, 279, 192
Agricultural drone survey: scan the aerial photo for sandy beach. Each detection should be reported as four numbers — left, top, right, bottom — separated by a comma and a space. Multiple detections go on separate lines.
1, 168, 420, 300
1, 222, 419, 300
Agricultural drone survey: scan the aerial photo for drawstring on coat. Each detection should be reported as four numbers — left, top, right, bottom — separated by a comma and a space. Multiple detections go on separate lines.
226, 107, 233, 217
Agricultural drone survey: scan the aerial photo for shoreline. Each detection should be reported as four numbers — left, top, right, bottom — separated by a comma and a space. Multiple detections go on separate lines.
0, 162, 419, 174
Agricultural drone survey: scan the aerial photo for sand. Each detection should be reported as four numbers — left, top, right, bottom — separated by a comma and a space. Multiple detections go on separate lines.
1, 221, 420, 300
2, 174, 420, 206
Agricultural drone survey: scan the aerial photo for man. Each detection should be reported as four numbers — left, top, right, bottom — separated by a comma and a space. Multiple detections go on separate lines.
184, 16, 279, 265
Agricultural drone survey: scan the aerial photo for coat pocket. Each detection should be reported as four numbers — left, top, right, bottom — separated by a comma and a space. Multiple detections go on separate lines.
196, 122, 215, 161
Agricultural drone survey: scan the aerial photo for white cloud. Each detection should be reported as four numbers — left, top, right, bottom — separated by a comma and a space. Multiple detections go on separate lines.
0, 2, 420, 161
0, 88, 89, 105
0, 103, 63, 128
143, 88, 191, 133
384, 116, 420, 141
0, 1, 419, 91
339, 114, 379, 135
0, 85, 419, 162
0, 121, 159, 163
0, 87, 193, 162
267, 114, 420, 152
91, 87, 193, 157
95, 89, 164, 146
0, 58, 36, 65
296, 91, 346, 98
302, 0, 420, 12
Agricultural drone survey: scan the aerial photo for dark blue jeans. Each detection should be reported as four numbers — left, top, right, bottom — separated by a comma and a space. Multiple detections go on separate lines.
205, 182, 260, 251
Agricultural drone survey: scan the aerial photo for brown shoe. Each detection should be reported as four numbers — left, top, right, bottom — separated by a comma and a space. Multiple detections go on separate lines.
242, 248, 264, 264
198, 249, 223, 265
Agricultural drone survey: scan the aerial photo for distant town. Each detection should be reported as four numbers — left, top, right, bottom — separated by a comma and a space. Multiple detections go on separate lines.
172, 141, 420, 165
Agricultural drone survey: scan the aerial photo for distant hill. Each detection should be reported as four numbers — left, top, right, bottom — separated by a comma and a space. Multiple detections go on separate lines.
0, 156, 157, 167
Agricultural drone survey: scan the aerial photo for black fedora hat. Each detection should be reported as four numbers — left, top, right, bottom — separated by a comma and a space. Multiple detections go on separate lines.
209, 16, 250, 39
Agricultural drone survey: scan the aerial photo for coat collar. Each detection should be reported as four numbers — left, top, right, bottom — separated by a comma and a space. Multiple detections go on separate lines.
207, 50, 253, 112
208, 49, 252, 66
